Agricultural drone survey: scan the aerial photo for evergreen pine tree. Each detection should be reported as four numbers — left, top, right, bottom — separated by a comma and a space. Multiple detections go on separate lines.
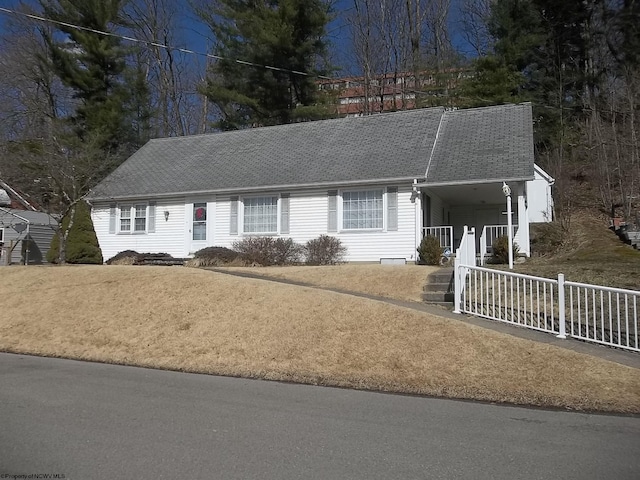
38, 0, 148, 152
196, 0, 335, 130
47, 201, 103, 264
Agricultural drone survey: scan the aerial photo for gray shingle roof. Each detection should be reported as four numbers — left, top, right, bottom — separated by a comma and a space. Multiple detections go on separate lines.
90, 103, 534, 200
425, 103, 534, 185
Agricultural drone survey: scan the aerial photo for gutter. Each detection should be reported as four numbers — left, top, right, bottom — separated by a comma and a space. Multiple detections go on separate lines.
88, 176, 423, 202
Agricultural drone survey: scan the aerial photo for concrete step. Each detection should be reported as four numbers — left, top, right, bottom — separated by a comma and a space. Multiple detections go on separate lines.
422, 291, 454, 303
423, 282, 452, 292
422, 267, 454, 305
427, 268, 454, 284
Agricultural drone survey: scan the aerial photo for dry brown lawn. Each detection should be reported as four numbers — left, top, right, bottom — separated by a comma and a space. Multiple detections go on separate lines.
222, 264, 439, 302
1, 265, 639, 413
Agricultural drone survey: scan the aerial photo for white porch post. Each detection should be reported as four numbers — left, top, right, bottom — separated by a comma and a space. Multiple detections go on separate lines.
517, 182, 530, 257
502, 183, 514, 270
412, 182, 422, 263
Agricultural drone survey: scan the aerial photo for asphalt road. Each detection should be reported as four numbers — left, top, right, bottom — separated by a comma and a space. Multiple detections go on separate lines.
1, 353, 639, 480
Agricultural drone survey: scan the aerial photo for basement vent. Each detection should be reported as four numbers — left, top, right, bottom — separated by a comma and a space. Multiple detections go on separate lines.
380, 258, 406, 265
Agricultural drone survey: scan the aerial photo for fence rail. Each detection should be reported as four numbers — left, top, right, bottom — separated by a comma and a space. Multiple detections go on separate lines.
422, 226, 453, 253
479, 224, 516, 266
456, 265, 640, 353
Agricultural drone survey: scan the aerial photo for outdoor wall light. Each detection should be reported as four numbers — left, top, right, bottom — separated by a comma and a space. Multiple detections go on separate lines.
164, 210, 170, 221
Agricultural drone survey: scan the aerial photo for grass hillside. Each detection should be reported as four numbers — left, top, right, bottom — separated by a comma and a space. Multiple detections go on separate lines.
524, 215, 640, 290
1, 265, 638, 413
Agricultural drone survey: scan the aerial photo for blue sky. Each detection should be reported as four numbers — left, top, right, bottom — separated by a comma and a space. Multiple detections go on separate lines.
0, 0, 471, 76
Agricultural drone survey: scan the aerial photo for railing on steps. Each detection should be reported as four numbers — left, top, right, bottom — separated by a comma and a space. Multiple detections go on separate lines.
453, 225, 476, 314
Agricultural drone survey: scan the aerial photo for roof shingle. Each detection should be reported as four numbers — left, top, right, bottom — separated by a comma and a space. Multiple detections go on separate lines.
91, 103, 534, 200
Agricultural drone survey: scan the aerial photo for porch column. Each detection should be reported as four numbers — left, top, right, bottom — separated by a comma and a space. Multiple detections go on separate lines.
517, 182, 530, 257
413, 188, 422, 263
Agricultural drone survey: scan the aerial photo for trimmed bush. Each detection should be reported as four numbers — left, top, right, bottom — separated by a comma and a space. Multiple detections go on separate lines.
232, 237, 276, 266
417, 235, 443, 265
304, 235, 346, 265
492, 235, 520, 264
232, 237, 303, 266
187, 246, 247, 267
271, 238, 304, 265
106, 250, 140, 265
47, 201, 103, 264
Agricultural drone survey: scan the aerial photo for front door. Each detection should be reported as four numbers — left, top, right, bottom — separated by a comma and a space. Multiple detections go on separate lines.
188, 200, 209, 254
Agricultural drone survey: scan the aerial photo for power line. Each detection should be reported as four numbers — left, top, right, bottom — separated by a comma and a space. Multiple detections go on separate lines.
0, 6, 334, 80
0, 5, 469, 102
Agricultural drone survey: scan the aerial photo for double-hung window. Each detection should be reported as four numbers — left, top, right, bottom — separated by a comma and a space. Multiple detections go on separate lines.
243, 196, 278, 234
120, 205, 132, 232
342, 189, 383, 230
134, 205, 147, 232
119, 204, 147, 233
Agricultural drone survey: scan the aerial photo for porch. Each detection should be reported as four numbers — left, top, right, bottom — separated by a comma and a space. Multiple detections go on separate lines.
422, 225, 518, 264
416, 179, 531, 260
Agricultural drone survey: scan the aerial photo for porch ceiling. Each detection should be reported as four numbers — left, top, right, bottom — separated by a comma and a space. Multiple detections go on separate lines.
426, 182, 513, 206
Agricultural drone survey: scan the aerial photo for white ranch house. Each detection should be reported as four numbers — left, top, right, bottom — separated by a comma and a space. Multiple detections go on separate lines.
89, 103, 553, 263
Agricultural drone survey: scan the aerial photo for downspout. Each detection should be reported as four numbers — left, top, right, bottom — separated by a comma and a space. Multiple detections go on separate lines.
25, 223, 30, 265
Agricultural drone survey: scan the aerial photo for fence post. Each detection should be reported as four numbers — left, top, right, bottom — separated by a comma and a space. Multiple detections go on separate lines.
557, 273, 567, 339
453, 256, 461, 314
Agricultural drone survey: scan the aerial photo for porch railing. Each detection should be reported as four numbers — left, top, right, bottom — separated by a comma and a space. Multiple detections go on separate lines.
422, 226, 453, 253
479, 224, 516, 266
455, 265, 640, 353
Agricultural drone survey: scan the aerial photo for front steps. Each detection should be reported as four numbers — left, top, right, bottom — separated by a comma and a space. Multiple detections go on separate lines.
422, 267, 454, 307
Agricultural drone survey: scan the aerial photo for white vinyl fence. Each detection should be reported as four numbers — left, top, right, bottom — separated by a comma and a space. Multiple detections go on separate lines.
455, 265, 640, 353
423, 226, 454, 253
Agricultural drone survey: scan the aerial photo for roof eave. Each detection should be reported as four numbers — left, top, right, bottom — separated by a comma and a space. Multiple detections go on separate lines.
88, 175, 423, 202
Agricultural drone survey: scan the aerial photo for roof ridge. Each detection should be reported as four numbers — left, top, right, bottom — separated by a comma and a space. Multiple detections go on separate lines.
146, 107, 447, 143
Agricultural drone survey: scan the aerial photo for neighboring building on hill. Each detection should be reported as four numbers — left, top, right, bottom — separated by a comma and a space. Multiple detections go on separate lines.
318, 69, 472, 116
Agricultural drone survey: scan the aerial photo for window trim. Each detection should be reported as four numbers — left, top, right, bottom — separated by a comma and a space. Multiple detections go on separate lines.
339, 188, 386, 232
118, 203, 149, 234
241, 194, 280, 235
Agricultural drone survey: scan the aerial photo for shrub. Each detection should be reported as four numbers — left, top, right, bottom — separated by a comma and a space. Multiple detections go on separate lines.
417, 235, 443, 265
106, 250, 140, 265
304, 235, 346, 265
492, 235, 520, 264
187, 246, 247, 267
271, 238, 304, 265
232, 237, 276, 265
232, 237, 303, 266
47, 201, 103, 264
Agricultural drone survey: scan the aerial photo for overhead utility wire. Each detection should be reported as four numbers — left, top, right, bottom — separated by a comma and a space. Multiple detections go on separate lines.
0, 6, 332, 80
0, 6, 442, 99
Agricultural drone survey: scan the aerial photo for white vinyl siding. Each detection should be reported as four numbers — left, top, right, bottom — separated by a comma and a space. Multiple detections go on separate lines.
342, 189, 383, 230
92, 185, 419, 263
92, 199, 187, 260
